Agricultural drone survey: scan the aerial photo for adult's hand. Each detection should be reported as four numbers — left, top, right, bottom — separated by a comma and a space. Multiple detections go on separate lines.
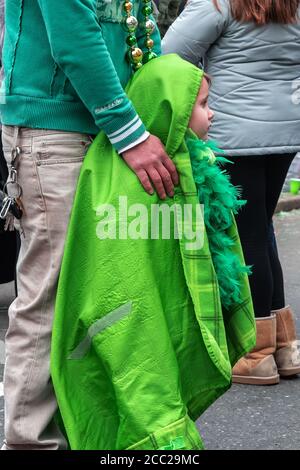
121, 135, 179, 200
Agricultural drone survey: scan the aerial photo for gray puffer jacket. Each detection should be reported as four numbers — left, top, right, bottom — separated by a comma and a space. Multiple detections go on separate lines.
162, 0, 300, 156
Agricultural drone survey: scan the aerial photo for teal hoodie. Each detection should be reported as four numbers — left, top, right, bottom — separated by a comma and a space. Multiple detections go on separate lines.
0, 1, 161, 152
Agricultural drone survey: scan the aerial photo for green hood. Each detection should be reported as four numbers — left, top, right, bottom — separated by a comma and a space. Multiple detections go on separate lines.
51, 55, 255, 450
126, 54, 202, 155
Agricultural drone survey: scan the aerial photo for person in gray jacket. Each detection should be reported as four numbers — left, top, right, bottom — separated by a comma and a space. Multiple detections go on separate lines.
163, 0, 300, 385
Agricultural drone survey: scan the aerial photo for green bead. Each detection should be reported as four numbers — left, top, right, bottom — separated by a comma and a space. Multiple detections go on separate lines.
126, 34, 137, 47
143, 51, 157, 63
142, 5, 153, 16
134, 62, 143, 71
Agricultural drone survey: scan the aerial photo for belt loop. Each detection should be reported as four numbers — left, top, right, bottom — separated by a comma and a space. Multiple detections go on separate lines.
12, 126, 19, 149
9, 126, 22, 171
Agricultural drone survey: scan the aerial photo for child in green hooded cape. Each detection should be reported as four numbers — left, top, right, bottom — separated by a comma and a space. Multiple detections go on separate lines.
51, 54, 256, 450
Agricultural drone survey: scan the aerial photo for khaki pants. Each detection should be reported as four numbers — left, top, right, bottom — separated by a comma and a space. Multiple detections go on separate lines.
1, 126, 92, 449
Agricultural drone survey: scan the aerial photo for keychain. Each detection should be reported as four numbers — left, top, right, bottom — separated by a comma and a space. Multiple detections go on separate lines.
0, 145, 25, 233
0, 190, 23, 220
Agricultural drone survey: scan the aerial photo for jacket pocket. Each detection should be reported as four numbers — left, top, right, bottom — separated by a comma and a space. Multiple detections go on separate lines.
34, 134, 92, 166
68, 300, 193, 450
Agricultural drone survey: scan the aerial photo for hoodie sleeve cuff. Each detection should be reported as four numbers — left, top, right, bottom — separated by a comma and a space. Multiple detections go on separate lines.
101, 107, 147, 153
118, 131, 150, 154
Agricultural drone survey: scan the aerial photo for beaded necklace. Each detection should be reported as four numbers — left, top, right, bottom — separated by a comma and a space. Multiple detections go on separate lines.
123, 0, 157, 71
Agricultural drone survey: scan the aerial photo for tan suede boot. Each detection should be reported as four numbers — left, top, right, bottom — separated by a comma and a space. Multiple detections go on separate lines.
272, 306, 300, 377
232, 315, 279, 385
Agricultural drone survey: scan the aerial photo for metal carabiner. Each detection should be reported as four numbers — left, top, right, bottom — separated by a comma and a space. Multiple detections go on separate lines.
0, 196, 13, 220
11, 146, 21, 166
9, 166, 18, 183
3, 181, 23, 199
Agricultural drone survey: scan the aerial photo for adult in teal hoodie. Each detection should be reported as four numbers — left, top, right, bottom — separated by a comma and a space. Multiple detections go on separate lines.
1, 1, 161, 152
0, 1, 178, 451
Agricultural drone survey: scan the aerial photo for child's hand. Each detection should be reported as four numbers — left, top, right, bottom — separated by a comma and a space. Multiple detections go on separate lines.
121, 135, 178, 200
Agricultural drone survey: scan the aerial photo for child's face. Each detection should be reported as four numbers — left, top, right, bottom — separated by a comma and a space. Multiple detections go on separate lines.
188, 78, 214, 140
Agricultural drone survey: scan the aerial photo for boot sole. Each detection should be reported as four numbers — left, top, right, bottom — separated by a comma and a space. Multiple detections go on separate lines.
278, 366, 300, 377
232, 374, 280, 385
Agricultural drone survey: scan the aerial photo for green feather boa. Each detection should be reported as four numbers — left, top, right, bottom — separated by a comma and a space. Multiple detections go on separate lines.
187, 137, 251, 310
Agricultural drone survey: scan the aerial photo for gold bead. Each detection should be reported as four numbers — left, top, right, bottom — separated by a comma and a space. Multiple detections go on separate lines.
131, 47, 143, 63
124, 2, 133, 13
145, 38, 154, 49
